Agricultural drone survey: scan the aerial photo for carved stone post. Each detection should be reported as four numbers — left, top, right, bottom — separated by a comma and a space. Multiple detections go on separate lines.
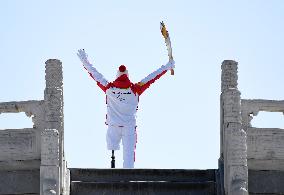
40, 129, 60, 195
43, 59, 66, 194
221, 60, 248, 195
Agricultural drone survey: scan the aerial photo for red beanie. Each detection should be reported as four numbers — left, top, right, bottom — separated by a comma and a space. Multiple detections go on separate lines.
117, 65, 128, 78
119, 65, 126, 72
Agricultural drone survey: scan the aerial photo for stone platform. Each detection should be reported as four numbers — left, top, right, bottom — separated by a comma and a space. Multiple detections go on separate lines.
70, 168, 218, 195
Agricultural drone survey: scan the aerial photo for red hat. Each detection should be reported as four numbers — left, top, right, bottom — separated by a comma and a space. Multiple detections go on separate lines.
117, 65, 129, 78
119, 65, 126, 72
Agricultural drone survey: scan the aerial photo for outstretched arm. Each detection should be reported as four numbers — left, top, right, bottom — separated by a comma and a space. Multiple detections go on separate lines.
77, 49, 109, 92
134, 60, 175, 95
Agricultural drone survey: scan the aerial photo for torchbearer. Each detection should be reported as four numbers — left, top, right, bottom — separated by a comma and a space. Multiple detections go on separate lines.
77, 23, 175, 168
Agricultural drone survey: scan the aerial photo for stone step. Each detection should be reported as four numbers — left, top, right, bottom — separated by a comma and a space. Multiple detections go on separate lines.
71, 181, 216, 195
70, 168, 216, 183
0, 169, 40, 195
248, 170, 284, 194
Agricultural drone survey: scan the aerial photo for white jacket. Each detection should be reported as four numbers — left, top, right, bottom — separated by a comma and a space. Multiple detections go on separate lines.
78, 50, 174, 127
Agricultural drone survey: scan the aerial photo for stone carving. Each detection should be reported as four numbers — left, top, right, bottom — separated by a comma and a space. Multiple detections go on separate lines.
44, 89, 63, 130
44, 59, 67, 195
0, 60, 67, 194
44, 60, 63, 125
0, 100, 45, 129
0, 101, 44, 169
221, 60, 248, 195
40, 167, 59, 195
241, 99, 284, 171
45, 59, 63, 89
40, 129, 60, 195
41, 129, 59, 166
221, 60, 238, 92
0, 129, 37, 161
241, 99, 284, 129
0, 59, 68, 195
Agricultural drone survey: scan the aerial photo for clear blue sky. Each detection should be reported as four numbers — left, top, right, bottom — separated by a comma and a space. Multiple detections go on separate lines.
0, 0, 284, 169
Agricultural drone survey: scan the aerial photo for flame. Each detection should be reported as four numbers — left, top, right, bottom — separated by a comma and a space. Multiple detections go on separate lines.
160, 21, 169, 38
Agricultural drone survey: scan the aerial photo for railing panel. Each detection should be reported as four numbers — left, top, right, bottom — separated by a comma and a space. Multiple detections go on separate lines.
241, 99, 284, 171
241, 99, 284, 128
0, 100, 45, 129
247, 127, 284, 170
0, 128, 40, 161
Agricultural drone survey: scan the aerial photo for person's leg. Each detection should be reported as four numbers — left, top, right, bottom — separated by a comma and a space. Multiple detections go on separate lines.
106, 125, 122, 151
122, 126, 136, 168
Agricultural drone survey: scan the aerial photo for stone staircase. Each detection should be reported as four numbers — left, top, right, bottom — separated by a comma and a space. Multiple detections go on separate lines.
0, 169, 39, 195
70, 168, 218, 195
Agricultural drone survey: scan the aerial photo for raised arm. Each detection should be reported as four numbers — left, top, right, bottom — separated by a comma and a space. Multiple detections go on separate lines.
77, 49, 109, 92
134, 60, 175, 95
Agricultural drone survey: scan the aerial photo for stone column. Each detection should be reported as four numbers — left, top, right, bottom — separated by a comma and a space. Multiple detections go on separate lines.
40, 129, 60, 195
221, 60, 248, 195
44, 59, 65, 194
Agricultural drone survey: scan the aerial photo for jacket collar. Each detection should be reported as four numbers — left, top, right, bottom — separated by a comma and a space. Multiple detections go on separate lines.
111, 74, 132, 89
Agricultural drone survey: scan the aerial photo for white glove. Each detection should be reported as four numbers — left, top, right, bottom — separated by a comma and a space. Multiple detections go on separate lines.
77, 49, 91, 66
164, 59, 175, 70
77, 49, 109, 86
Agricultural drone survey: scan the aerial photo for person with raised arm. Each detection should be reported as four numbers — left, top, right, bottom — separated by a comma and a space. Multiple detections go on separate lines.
77, 49, 175, 168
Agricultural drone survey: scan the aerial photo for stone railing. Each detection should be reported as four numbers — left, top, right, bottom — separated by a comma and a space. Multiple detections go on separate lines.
220, 61, 284, 194
241, 99, 284, 171
0, 59, 69, 195
0, 100, 44, 170
0, 100, 45, 128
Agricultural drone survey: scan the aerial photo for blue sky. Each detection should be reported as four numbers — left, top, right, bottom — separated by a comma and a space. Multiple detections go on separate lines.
0, 0, 284, 169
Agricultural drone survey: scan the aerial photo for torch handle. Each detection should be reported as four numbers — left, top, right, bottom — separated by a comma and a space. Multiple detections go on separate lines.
169, 56, 174, 75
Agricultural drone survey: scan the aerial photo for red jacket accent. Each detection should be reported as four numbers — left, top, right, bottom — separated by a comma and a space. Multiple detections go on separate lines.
94, 70, 167, 95
133, 70, 167, 95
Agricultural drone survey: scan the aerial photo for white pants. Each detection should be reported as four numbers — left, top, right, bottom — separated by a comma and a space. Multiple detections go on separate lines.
106, 125, 136, 168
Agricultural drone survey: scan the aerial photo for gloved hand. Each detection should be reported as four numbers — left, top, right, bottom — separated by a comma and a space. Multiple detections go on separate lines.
77, 49, 91, 66
165, 59, 175, 70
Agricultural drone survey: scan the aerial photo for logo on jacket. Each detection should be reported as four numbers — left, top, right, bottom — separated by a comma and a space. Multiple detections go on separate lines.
112, 91, 132, 102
